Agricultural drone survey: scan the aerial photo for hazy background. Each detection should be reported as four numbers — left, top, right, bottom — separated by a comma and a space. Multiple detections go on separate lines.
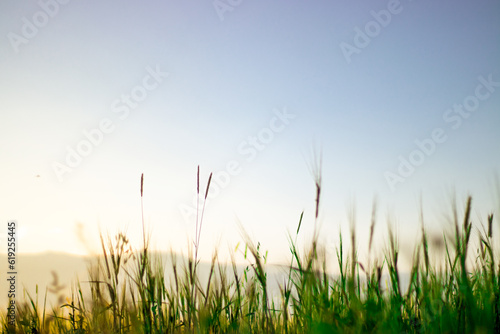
1, 0, 499, 274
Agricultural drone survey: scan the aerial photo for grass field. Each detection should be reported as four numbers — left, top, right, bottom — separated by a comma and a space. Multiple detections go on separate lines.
2, 169, 499, 333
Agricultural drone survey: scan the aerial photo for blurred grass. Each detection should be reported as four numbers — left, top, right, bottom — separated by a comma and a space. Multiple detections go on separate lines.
1, 169, 499, 333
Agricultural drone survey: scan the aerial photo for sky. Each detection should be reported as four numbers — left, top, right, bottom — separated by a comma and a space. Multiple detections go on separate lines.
0, 0, 499, 267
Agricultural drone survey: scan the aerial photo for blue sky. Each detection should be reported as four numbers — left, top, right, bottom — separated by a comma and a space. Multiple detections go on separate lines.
0, 0, 499, 265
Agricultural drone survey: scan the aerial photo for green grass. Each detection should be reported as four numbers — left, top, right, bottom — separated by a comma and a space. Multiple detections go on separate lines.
2, 168, 499, 333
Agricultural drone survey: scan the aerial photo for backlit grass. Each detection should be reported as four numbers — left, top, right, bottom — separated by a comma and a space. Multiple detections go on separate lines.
2, 169, 499, 333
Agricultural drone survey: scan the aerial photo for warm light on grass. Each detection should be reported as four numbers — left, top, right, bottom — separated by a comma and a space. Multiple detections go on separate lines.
2, 170, 499, 333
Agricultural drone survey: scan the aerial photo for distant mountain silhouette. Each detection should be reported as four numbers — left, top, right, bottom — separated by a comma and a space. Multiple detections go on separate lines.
0, 251, 287, 309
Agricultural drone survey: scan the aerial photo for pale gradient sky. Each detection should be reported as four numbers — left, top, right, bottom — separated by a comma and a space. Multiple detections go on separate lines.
0, 0, 499, 265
